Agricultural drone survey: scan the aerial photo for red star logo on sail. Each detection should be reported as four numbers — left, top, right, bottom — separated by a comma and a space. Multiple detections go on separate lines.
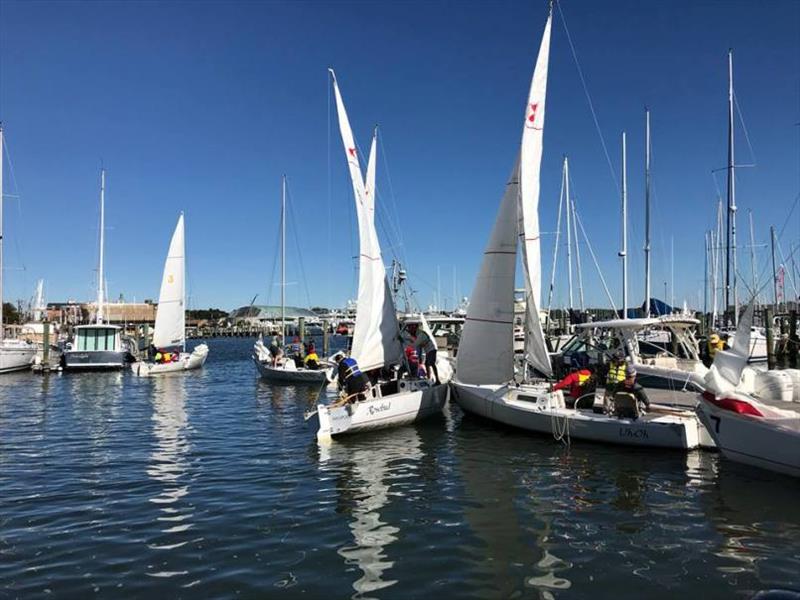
526, 102, 543, 130
348, 147, 356, 158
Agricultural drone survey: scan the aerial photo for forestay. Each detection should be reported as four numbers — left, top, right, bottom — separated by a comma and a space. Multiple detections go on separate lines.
330, 70, 403, 372
518, 10, 553, 377
456, 160, 520, 385
153, 214, 186, 349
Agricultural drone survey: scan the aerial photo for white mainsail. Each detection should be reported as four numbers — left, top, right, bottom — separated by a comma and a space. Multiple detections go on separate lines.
153, 214, 186, 349
518, 10, 553, 377
330, 70, 402, 371
456, 160, 520, 385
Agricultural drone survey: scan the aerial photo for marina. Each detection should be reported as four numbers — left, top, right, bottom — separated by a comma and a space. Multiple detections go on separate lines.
0, 0, 799, 597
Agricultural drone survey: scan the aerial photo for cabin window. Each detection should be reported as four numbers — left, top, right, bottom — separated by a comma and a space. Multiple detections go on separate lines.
76, 328, 117, 352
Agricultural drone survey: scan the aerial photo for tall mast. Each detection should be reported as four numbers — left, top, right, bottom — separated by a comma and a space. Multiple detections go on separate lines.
281, 175, 286, 343
770, 225, 778, 310
0, 125, 4, 340
620, 131, 628, 319
545, 157, 566, 327
97, 168, 106, 325
572, 196, 585, 312
725, 49, 738, 326
748, 209, 757, 304
704, 231, 710, 316
644, 108, 652, 316
565, 156, 573, 310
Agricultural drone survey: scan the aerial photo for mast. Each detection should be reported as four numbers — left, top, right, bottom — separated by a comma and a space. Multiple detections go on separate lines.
545, 157, 565, 328
725, 49, 738, 326
97, 168, 106, 325
565, 156, 573, 310
704, 231, 710, 316
771, 225, 778, 310
644, 108, 652, 316
281, 175, 286, 344
572, 196, 585, 312
748, 209, 757, 304
0, 125, 4, 340
620, 131, 628, 319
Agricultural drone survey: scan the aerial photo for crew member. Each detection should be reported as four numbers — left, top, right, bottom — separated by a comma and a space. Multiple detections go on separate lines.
414, 325, 440, 384
603, 350, 627, 413
268, 335, 283, 366
304, 343, 320, 370
612, 365, 651, 419
332, 351, 369, 402
553, 365, 595, 407
708, 333, 724, 361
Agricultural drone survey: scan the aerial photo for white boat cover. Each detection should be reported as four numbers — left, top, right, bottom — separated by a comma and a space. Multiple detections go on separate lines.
330, 70, 403, 372
153, 214, 186, 349
457, 160, 520, 385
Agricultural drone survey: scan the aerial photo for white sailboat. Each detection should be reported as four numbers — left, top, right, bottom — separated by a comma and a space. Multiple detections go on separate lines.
697, 301, 800, 477
452, 8, 707, 450
131, 213, 208, 376
314, 69, 447, 439
253, 176, 327, 384
0, 124, 36, 373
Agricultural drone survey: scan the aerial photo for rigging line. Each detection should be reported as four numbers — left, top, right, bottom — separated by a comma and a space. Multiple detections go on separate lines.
376, 132, 409, 268
2, 137, 29, 283
777, 238, 800, 299
555, 0, 619, 193
733, 90, 757, 166
264, 190, 282, 308
285, 181, 313, 309
574, 208, 617, 311
327, 71, 333, 307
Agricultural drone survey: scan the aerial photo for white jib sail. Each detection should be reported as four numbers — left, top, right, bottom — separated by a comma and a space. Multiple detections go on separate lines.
153, 213, 186, 349
704, 299, 754, 394
519, 10, 553, 377
456, 160, 520, 385
330, 71, 402, 371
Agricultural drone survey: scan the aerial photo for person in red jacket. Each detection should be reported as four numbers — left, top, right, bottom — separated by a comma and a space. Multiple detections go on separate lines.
553, 367, 596, 407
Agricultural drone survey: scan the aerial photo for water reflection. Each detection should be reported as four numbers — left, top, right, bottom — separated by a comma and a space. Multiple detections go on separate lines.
319, 428, 423, 599
69, 372, 123, 451
147, 374, 194, 555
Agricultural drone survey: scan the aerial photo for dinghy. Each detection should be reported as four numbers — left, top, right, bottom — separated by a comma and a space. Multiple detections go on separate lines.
131, 214, 208, 376
252, 176, 328, 385
697, 301, 800, 477
314, 70, 447, 439
452, 8, 706, 450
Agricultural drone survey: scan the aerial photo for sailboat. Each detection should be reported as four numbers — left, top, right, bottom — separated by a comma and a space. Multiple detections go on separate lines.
0, 125, 36, 373
697, 301, 800, 478
63, 169, 128, 370
313, 69, 447, 439
131, 213, 208, 376
451, 8, 707, 449
253, 176, 327, 384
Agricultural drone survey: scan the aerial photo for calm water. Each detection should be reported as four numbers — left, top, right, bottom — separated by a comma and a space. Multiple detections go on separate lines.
1, 338, 798, 599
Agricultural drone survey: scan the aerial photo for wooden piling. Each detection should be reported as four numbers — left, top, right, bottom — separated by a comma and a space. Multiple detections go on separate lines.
323, 320, 329, 358
42, 321, 50, 366
765, 307, 775, 370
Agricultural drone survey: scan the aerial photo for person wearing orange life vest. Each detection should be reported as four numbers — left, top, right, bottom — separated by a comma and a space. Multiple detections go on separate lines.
553, 368, 594, 406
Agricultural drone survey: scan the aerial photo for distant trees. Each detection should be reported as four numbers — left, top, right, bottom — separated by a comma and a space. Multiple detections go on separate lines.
2, 302, 20, 324
186, 308, 228, 322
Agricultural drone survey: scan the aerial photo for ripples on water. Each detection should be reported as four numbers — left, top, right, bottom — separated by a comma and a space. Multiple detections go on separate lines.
0, 338, 798, 598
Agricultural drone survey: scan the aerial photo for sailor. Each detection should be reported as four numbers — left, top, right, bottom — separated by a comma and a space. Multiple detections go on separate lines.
603, 350, 627, 413
268, 335, 283, 366
154, 350, 163, 363
331, 351, 369, 403
304, 343, 320, 370
708, 333, 724, 359
398, 345, 420, 379
553, 361, 596, 408
612, 365, 650, 419
413, 325, 440, 384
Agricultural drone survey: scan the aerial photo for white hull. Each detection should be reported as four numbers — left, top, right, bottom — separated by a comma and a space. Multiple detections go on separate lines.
316, 379, 447, 438
253, 356, 328, 385
131, 344, 208, 376
452, 381, 707, 450
697, 395, 800, 478
0, 340, 36, 373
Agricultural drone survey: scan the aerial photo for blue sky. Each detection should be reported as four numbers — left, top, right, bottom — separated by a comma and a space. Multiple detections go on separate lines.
0, 0, 798, 312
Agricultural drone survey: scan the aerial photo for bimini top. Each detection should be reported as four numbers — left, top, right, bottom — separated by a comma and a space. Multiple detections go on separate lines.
575, 318, 660, 331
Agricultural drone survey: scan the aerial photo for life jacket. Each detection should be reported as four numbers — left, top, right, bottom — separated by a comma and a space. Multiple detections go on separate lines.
606, 361, 626, 385
340, 357, 362, 382
305, 352, 319, 365
708, 339, 724, 358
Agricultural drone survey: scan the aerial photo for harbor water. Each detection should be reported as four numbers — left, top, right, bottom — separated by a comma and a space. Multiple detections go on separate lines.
1, 338, 798, 598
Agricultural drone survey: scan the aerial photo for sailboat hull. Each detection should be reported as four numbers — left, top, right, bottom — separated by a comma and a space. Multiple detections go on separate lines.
0, 340, 36, 373
63, 350, 127, 370
452, 381, 705, 450
253, 356, 329, 385
131, 344, 208, 376
316, 379, 447, 438
697, 396, 800, 478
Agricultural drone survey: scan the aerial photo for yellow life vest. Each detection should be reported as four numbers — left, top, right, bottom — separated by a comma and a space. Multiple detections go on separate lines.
606, 361, 626, 385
